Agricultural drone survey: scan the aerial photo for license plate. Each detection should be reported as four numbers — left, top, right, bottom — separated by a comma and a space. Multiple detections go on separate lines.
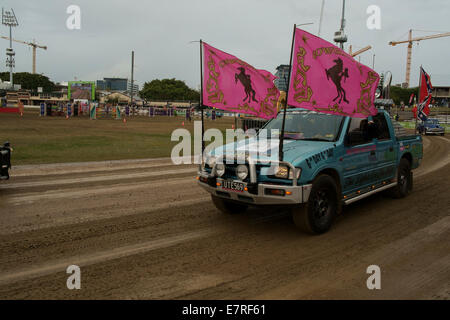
221, 180, 245, 192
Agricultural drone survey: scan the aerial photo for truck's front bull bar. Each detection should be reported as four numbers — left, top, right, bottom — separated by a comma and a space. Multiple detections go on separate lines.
197, 156, 312, 205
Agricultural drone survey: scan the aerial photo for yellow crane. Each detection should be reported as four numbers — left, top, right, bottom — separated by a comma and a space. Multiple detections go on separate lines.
389, 30, 450, 87
0, 35, 47, 74
348, 45, 372, 57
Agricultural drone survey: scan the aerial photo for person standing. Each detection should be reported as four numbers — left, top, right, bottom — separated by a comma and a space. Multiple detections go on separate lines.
18, 100, 24, 117
46, 101, 52, 116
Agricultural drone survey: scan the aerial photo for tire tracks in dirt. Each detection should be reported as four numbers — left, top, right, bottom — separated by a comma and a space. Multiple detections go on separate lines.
0, 136, 448, 299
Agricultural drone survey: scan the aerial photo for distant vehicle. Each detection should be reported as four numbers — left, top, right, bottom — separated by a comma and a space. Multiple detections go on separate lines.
198, 109, 423, 234
417, 119, 445, 136
0, 141, 12, 180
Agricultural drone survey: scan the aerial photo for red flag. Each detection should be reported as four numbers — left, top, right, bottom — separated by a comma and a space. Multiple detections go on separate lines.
287, 28, 380, 118
418, 67, 432, 117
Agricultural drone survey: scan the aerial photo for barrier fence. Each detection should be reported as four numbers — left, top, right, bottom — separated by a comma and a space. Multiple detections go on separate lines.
19, 102, 272, 130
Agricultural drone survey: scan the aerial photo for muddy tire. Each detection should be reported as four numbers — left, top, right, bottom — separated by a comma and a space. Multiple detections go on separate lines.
391, 158, 413, 198
211, 195, 248, 214
292, 174, 338, 234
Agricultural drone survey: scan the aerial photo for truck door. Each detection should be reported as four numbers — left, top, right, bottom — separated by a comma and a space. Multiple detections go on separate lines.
373, 113, 397, 182
341, 117, 378, 194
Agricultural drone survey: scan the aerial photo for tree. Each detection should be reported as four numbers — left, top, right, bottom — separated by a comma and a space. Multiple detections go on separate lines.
390, 86, 418, 105
139, 78, 200, 101
0, 72, 55, 92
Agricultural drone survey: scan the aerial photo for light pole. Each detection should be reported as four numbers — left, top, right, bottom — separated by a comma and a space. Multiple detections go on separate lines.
318, 0, 325, 36
130, 50, 135, 109
333, 0, 347, 49
2, 8, 18, 89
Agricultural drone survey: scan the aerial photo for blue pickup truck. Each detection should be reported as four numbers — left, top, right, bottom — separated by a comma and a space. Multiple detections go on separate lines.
198, 109, 423, 234
417, 118, 445, 136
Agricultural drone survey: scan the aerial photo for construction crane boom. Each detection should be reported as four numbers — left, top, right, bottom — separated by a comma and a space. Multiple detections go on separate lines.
389, 30, 450, 87
351, 45, 372, 57
389, 32, 450, 46
0, 35, 47, 74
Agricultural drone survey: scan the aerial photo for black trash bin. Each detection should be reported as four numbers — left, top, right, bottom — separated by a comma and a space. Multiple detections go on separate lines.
46, 102, 52, 116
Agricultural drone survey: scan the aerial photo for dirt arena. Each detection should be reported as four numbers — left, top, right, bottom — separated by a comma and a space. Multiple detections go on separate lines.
0, 135, 449, 299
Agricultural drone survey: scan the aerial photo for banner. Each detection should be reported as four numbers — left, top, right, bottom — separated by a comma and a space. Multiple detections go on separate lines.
202, 42, 279, 119
287, 28, 380, 118
409, 93, 415, 105
418, 66, 432, 121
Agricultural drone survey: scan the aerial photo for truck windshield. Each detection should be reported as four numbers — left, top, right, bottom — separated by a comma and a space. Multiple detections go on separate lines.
262, 109, 344, 142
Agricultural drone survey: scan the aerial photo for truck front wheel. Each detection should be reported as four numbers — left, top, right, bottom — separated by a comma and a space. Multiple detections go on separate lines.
292, 175, 338, 234
211, 195, 248, 214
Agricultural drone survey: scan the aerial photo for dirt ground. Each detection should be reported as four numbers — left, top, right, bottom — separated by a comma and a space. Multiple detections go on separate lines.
0, 135, 448, 299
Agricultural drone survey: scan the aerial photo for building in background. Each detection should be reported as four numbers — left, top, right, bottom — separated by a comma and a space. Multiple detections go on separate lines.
274, 64, 290, 92
430, 75, 450, 107
96, 77, 139, 95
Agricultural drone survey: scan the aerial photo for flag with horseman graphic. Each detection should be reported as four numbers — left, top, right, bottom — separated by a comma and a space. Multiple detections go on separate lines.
287, 28, 380, 118
202, 42, 280, 119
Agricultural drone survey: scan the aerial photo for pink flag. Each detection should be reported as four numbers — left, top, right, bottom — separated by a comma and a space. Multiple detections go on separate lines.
287, 28, 380, 118
202, 42, 279, 119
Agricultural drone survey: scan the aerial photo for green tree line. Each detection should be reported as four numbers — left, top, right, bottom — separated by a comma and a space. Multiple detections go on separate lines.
0, 72, 55, 92
139, 78, 200, 101
390, 86, 419, 105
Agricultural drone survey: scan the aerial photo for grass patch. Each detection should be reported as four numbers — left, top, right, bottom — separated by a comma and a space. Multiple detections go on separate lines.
0, 112, 235, 165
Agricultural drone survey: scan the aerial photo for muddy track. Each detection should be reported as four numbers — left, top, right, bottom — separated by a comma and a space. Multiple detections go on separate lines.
0, 136, 448, 299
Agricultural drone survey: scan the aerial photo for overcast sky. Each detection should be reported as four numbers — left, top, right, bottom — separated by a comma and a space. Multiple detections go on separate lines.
1, 0, 449, 89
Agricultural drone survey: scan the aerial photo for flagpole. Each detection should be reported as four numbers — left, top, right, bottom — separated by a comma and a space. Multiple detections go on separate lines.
279, 24, 296, 162
200, 39, 205, 163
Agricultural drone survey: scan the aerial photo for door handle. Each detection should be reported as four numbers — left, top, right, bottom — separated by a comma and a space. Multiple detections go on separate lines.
389, 147, 393, 152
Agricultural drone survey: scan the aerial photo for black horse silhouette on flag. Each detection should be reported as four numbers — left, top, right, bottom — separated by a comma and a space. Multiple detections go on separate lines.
325, 58, 349, 104
235, 67, 258, 103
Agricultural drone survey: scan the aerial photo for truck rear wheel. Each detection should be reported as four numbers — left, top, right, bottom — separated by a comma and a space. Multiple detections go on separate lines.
211, 195, 248, 214
292, 175, 338, 234
391, 158, 413, 198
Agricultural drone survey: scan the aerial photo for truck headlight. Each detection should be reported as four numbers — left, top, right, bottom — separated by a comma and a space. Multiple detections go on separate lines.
275, 165, 289, 179
275, 166, 301, 180
215, 163, 225, 177
236, 164, 248, 180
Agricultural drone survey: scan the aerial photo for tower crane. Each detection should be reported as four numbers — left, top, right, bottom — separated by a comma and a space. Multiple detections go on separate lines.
348, 45, 372, 57
0, 35, 47, 74
389, 30, 450, 87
